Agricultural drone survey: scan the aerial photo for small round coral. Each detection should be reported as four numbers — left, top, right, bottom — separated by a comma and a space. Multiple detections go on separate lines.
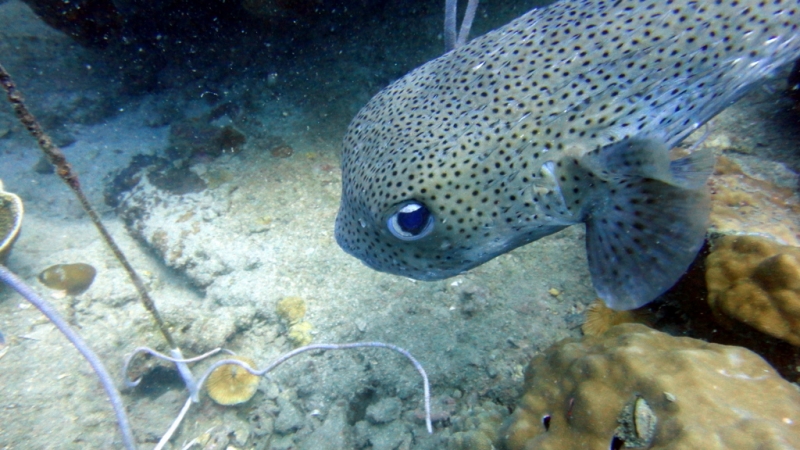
287, 321, 313, 347
38, 263, 97, 295
206, 356, 260, 405
276, 296, 306, 324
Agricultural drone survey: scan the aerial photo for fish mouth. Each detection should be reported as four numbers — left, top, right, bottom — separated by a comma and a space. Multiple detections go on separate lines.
335, 231, 468, 281
362, 258, 466, 281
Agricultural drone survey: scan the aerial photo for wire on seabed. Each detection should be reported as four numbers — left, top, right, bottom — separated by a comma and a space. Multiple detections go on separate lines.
0, 264, 136, 450
127, 341, 435, 434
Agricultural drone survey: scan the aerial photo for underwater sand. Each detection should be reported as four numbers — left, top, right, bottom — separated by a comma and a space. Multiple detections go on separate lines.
0, 0, 798, 448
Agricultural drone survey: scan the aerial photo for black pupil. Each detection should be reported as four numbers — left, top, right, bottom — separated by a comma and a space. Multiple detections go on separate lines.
397, 205, 430, 235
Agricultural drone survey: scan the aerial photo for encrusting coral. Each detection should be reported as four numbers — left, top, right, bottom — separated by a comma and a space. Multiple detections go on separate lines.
500, 324, 800, 449
705, 235, 800, 346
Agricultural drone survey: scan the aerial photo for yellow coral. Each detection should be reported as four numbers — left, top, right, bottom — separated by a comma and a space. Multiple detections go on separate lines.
581, 299, 650, 336
287, 321, 313, 347
500, 324, 800, 449
276, 296, 307, 325
206, 356, 260, 405
38, 263, 97, 295
706, 235, 800, 346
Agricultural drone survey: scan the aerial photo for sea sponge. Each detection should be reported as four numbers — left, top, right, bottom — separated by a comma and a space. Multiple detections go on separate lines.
705, 235, 800, 346
581, 299, 651, 336
500, 324, 800, 449
0, 180, 23, 264
206, 355, 260, 406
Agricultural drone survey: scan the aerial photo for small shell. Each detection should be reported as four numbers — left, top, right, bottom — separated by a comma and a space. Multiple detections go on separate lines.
614, 395, 658, 447
633, 397, 657, 441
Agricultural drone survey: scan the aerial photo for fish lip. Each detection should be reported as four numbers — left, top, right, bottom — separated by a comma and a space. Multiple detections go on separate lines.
342, 246, 463, 281
361, 257, 467, 281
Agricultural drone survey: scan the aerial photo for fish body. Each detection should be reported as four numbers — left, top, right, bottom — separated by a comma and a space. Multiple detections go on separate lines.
335, 0, 800, 309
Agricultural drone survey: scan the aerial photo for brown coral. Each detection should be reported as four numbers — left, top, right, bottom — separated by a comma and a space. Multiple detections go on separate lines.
38, 263, 97, 295
706, 235, 800, 346
500, 324, 800, 450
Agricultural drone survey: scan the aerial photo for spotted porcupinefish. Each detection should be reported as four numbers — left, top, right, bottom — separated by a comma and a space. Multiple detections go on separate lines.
335, 0, 800, 310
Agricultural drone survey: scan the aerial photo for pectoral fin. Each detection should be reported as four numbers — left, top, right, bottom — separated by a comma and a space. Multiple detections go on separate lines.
582, 138, 711, 310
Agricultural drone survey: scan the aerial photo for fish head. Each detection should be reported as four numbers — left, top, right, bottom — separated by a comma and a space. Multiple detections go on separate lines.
334, 81, 567, 280
335, 178, 541, 281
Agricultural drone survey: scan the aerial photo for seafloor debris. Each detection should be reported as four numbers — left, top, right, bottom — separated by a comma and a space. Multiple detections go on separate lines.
581, 299, 651, 337
38, 262, 97, 295
0, 179, 23, 263
500, 324, 800, 449
269, 143, 294, 158
168, 119, 247, 160
147, 166, 208, 196
706, 235, 800, 346
206, 355, 260, 405
103, 155, 167, 207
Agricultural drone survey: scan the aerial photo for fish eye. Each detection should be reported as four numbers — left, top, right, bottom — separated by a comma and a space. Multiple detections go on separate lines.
387, 201, 434, 241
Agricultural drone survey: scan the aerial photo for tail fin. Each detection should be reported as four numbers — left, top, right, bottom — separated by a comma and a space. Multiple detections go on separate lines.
581, 139, 711, 310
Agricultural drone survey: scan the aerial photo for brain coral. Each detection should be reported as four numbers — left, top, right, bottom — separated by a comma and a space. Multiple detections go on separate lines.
706, 235, 800, 346
500, 324, 800, 449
